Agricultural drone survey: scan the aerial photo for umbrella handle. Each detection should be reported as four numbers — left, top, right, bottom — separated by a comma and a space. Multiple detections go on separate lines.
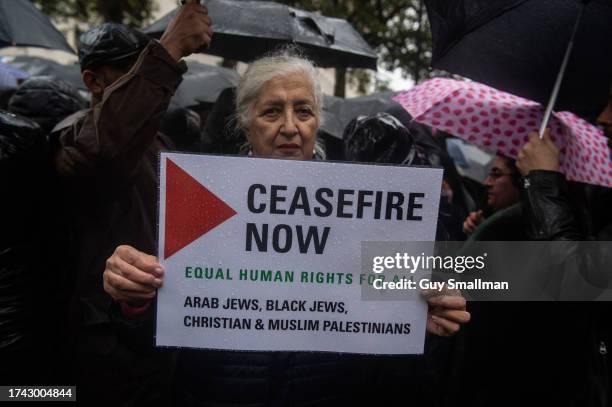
539, 2, 586, 139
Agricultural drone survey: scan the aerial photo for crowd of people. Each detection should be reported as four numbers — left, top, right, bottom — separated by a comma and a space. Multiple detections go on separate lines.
1, 2, 611, 406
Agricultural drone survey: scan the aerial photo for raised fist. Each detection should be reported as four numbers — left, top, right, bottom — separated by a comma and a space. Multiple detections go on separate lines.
160, 2, 213, 61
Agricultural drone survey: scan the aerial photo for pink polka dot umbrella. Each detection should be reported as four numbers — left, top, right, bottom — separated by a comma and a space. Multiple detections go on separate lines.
393, 78, 612, 188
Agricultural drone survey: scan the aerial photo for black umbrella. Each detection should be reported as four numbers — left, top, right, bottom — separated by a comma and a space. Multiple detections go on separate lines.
425, 0, 612, 119
0, 0, 74, 54
1, 56, 85, 91
171, 60, 240, 108
145, 0, 377, 69
321, 92, 401, 139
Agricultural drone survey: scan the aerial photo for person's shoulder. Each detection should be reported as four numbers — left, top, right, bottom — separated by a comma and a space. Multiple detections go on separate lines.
51, 109, 90, 135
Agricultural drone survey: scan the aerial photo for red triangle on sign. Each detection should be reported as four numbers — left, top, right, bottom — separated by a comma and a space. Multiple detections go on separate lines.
164, 158, 237, 259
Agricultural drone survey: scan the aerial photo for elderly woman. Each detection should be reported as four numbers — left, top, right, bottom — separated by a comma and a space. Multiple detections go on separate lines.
103, 49, 469, 406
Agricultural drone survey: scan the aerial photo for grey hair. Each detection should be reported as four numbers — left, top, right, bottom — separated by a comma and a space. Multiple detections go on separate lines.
235, 48, 323, 132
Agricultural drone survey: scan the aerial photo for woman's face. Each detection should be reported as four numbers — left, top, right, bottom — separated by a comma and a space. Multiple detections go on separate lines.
247, 72, 318, 160
484, 155, 520, 212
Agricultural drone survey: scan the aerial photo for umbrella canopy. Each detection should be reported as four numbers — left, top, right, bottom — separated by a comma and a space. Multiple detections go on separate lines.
171, 60, 240, 108
424, 0, 612, 118
0, 0, 74, 54
394, 78, 612, 187
144, 0, 377, 69
1, 56, 85, 91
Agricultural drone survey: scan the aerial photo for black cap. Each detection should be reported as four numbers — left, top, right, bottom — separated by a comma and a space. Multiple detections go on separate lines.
78, 23, 151, 71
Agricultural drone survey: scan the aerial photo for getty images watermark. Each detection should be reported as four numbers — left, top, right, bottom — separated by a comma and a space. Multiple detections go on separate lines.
361, 241, 612, 301
360, 241, 507, 301
369, 251, 509, 291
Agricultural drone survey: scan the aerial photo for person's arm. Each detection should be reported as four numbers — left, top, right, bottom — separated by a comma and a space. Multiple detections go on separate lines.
522, 170, 584, 240
517, 131, 584, 240
54, 3, 212, 181
54, 41, 187, 181
517, 132, 612, 303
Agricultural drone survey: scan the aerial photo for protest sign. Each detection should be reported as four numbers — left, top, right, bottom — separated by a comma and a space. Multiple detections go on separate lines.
156, 153, 442, 354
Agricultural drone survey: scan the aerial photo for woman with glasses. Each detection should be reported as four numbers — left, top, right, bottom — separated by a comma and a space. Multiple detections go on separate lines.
462, 155, 521, 236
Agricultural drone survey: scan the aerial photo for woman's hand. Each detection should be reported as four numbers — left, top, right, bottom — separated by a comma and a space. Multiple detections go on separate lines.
103, 245, 164, 305
516, 130, 560, 176
463, 210, 484, 235
423, 288, 470, 336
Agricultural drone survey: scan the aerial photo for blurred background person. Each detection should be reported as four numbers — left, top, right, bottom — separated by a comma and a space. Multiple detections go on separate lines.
8, 76, 86, 134
462, 154, 522, 240
160, 106, 202, 152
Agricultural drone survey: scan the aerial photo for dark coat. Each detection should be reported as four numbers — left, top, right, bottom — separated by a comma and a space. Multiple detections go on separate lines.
173, 344, 450, 407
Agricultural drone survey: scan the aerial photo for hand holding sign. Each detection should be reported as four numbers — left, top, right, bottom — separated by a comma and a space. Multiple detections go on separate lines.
422, 288, 470, 336
100, 154, 473, 353
103, 245, 164, 305
103, 244, 470, 337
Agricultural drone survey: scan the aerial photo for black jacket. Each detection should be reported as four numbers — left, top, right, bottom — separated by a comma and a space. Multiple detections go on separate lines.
522, 170, 612, 241
524, 170, 612, 405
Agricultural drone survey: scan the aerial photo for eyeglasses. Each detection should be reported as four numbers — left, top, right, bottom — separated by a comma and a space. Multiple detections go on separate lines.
487, 169, 514, 180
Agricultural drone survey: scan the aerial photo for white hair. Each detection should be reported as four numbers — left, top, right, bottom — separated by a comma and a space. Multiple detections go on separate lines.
235, 49, 323, 132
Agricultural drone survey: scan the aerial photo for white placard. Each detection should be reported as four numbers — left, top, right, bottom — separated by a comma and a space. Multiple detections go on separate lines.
156, 153, 442, 354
